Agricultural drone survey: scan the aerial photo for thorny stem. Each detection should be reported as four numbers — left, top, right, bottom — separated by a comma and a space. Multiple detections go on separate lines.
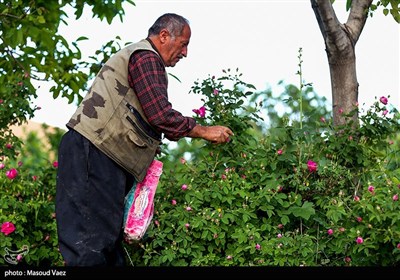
296, 48, 304, 130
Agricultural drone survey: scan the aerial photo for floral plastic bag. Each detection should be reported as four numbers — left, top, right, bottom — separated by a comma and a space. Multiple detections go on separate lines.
123, 159, 163, 243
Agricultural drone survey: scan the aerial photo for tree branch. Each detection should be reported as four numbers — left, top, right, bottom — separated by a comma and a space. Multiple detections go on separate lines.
346, 0, 373, 44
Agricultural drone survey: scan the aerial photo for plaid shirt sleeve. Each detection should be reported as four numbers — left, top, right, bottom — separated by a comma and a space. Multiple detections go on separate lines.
128, 50, 197, 141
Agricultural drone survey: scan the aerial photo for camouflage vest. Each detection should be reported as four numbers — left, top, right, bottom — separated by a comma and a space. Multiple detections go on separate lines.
67, 39, 164, 182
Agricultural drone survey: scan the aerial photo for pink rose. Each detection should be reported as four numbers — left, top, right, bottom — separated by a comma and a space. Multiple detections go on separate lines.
1, 222, 16, 235
255, 244, 261, 250
356, 236, 364, 244
368, 185, 375, 193
6, 168, 18, 180
327, 229, 334, 235
181, 184, 188, 191
171, 199, 177, 205
307, 160, 318, 173
192, 106, 206, 118
379, 96, 388, 105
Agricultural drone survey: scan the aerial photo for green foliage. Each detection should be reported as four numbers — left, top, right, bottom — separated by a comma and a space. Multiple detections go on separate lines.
1, 1, 399, 267
0, 126, 64, 266
0, 0, 135, 161
370, 0, 400, 23
1, 67, 399, 266
340, 0, 400, 23
123, 67, 400, 266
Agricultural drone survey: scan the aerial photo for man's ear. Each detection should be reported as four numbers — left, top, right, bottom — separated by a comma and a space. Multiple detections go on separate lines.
159, 29, 170, 44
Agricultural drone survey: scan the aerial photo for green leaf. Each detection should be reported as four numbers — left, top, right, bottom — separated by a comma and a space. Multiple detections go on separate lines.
289, 201, 315, 220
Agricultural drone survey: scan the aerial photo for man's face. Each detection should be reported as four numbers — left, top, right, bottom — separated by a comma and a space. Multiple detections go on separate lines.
160, 24, 191, 67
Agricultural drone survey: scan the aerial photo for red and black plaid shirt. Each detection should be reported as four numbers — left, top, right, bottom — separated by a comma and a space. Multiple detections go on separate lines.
128, 47, 196, 142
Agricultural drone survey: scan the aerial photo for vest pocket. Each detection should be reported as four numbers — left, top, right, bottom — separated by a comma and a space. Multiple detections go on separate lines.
126, 116, 154, 144
126, 103, 161, 141
95, 110, 160, 182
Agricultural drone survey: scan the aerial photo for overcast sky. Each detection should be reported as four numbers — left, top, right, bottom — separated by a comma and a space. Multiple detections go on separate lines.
32, 0, 399, 129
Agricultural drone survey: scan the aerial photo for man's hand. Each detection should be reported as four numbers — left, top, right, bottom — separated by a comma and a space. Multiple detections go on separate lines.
188, 125, 234, 144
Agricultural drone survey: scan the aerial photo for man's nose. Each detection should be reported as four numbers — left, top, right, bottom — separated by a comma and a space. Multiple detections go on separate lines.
182, 46, 188, 57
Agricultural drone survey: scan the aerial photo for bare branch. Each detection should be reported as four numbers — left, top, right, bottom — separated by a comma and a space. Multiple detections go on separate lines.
346, 0, 373, 44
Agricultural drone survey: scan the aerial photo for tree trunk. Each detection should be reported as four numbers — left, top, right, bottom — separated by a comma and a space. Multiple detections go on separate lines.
311, 0, 373, 127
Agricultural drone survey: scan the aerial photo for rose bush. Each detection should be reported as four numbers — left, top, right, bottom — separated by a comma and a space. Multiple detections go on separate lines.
123, 68, 400, 266
0, 126, 64, 266
0, 67, 399, 266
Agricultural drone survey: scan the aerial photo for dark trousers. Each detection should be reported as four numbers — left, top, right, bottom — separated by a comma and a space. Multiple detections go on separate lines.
55, 129, 135, 266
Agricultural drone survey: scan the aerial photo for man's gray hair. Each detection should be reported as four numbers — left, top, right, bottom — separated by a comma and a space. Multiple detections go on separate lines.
148, 13, 190, 39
